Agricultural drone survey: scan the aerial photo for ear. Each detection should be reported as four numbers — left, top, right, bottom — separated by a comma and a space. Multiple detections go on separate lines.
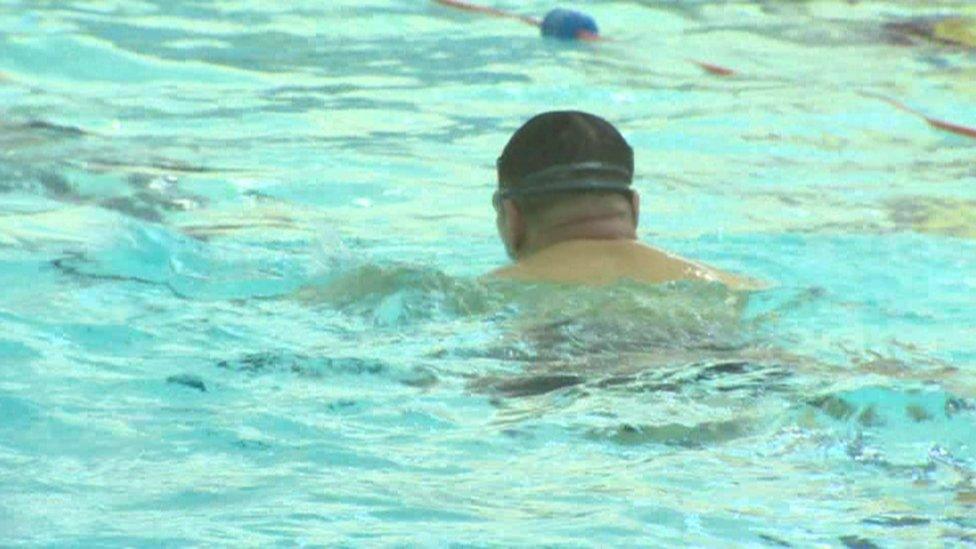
630, 191, 641, 226
501, 199, 526, 258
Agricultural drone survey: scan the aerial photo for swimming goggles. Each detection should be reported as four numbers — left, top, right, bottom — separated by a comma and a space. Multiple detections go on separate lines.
493, 161, 633, 210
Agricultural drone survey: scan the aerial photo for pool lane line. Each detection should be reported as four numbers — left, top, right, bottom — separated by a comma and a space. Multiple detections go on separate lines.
859, 91, 976, 140
687, 60, 736, 77
433, 0, 976, 141
433, 0, 540, 27
434, 0, 735, 75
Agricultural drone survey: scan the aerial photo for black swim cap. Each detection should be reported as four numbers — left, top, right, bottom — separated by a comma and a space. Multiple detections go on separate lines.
497, 111, 634, 197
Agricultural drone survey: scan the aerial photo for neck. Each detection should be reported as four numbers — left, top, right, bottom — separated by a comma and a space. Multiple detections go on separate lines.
516, 215, 636, 259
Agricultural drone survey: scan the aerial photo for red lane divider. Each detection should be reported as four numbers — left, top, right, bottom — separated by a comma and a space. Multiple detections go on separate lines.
861, 92, 976, 140
433, 0, 540, 27
434, 0, 734, 75
433, 0, 975, 141
687, 59, 737, 77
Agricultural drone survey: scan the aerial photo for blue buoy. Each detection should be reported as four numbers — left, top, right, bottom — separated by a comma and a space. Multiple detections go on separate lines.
540, 8, 599, 40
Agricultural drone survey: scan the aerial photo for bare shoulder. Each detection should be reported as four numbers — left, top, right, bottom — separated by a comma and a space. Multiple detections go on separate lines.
486, 240, 769, 289
636, 243, 769, 291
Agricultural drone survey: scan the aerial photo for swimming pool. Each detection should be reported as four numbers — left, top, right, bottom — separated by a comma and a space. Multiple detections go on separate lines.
1, 0, 974, 545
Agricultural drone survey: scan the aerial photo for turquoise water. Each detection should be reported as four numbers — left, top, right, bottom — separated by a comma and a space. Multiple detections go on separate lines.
2, 0, 975, 545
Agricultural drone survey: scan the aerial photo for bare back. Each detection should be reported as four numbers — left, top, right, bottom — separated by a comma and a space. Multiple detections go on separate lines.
491, 239, 757, 289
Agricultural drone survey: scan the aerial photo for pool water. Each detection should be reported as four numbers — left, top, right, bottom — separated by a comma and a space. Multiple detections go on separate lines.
1, 0, 975, 545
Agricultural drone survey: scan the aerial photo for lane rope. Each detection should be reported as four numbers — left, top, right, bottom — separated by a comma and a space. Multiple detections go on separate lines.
860, 91, 976, 140
436, 0, 729, 72
433, 0, 976, 141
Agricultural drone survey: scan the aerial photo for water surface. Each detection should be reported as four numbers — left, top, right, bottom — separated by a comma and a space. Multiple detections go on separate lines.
1, 0, 975, 545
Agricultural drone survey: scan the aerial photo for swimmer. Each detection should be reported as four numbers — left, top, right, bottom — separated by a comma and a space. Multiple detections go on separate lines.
490, 111, 759, 289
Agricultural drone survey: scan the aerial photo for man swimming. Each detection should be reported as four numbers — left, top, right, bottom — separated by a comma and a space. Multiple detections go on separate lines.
490, 110, 757, 288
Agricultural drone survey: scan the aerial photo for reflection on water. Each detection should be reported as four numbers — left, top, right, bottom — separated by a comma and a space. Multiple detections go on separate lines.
884, 16, 976, 49
888, 195, 976, 239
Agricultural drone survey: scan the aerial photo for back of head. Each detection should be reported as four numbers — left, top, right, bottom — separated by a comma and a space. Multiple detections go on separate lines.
497, 111, 635, 222
497, 111, 633, 190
